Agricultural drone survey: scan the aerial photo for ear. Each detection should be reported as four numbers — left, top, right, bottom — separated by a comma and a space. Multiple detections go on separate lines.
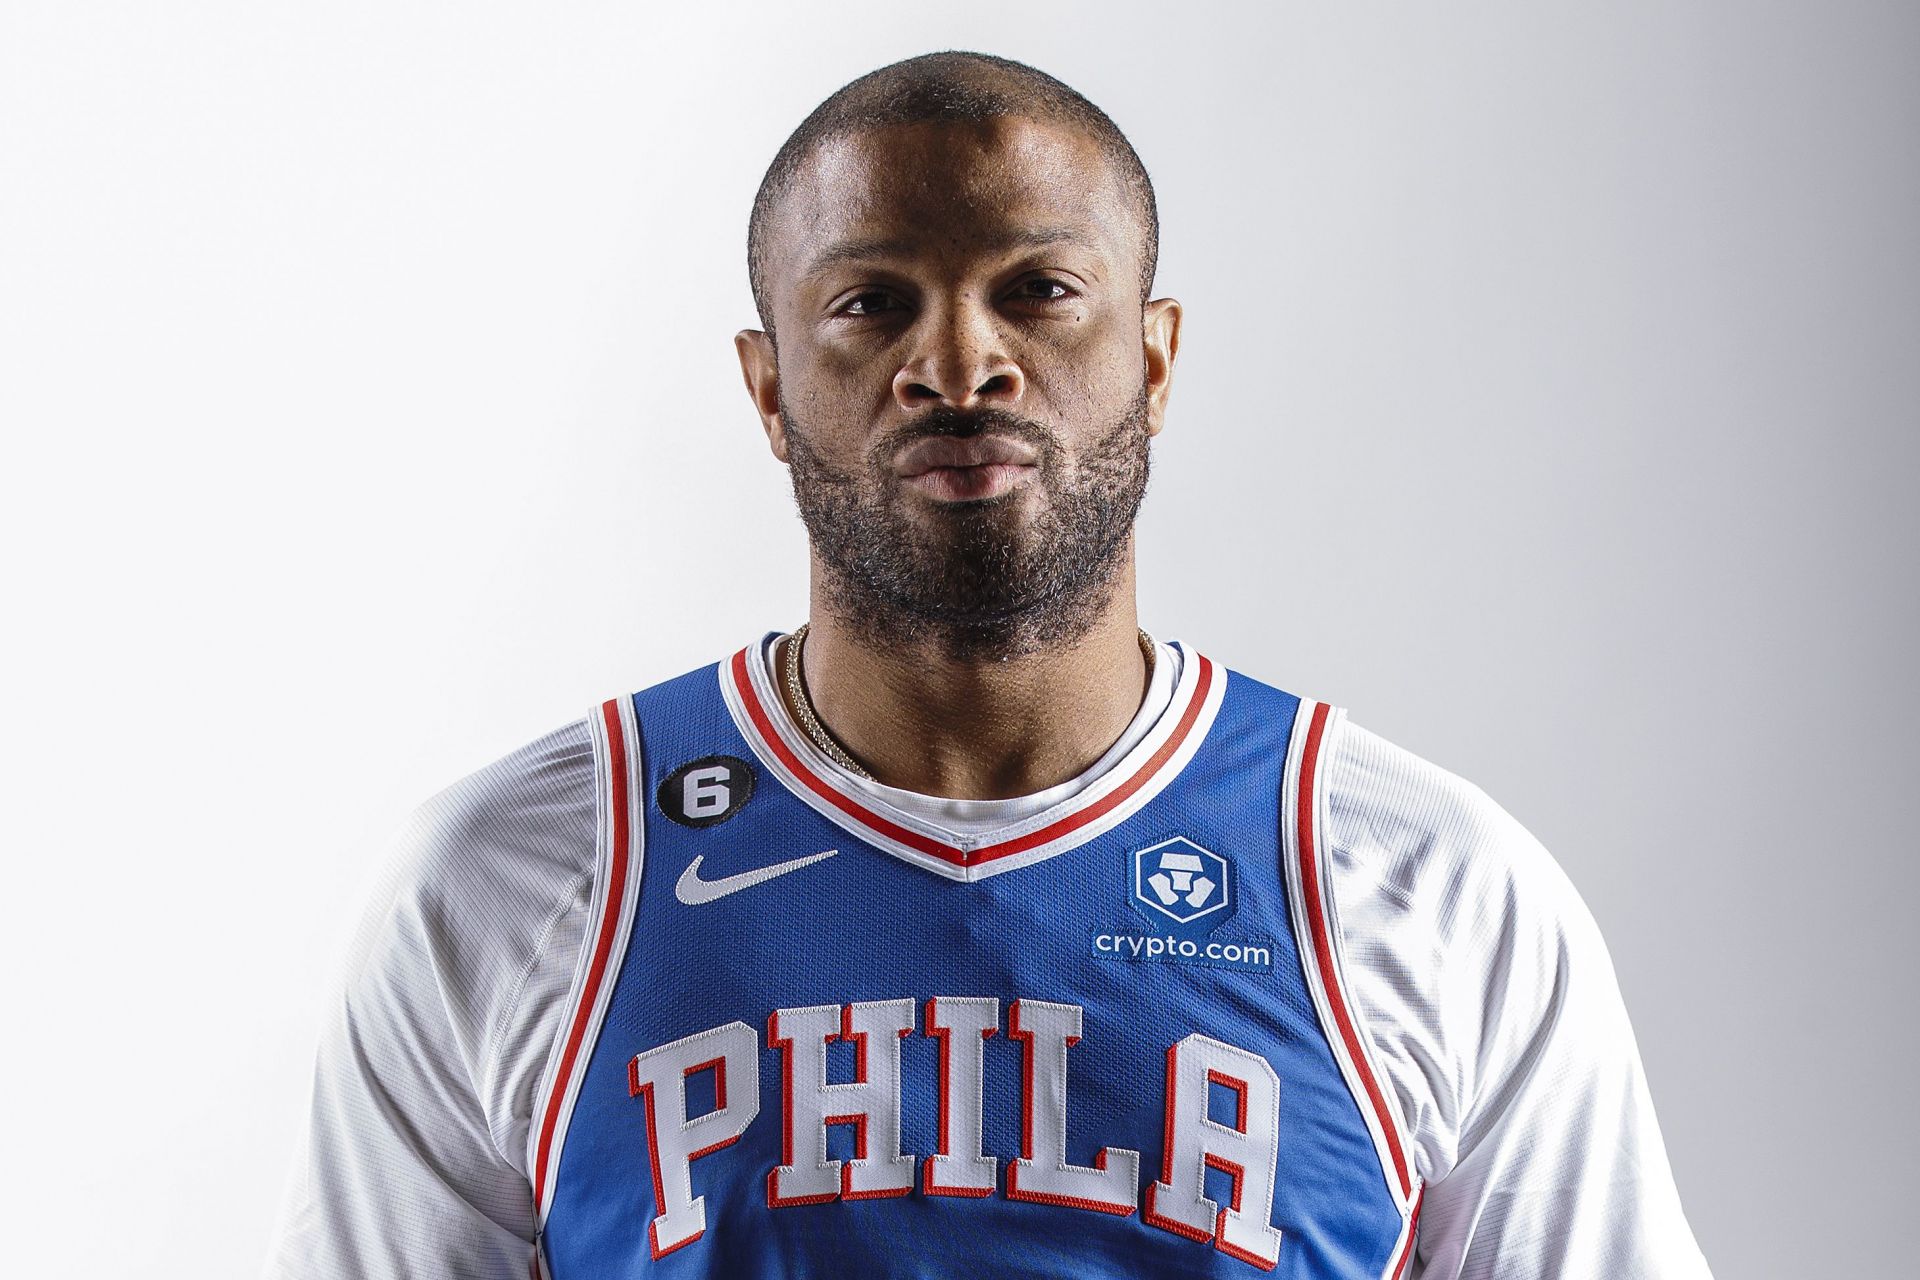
734, 329, 788, 462
1141, 297, 1182, 438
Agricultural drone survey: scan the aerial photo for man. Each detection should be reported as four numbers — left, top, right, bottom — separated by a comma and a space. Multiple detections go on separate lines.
269, 52, 1713, 1279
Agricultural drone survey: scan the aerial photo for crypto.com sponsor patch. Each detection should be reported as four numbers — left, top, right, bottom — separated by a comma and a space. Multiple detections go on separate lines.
1091, 931, 1274, 973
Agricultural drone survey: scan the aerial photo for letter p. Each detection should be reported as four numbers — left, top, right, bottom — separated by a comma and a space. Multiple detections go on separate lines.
627, 1021, 761, 1258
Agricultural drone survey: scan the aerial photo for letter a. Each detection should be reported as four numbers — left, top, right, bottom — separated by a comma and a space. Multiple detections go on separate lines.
1144, 1033, 1284, 1269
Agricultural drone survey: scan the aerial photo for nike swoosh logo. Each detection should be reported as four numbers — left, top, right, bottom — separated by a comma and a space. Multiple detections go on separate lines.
674, 849, 838, 905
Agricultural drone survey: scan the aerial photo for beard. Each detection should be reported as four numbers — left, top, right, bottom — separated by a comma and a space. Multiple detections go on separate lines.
780, 387, 1152, 662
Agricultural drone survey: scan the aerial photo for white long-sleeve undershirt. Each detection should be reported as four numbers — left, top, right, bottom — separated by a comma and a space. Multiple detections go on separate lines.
265, 640, 1711, 1278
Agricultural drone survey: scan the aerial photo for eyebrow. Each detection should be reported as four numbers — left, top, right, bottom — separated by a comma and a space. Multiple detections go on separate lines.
802, 227, 1086, 278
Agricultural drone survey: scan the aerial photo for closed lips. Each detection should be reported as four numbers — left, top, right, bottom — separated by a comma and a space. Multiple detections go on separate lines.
894, 436, 1038, 476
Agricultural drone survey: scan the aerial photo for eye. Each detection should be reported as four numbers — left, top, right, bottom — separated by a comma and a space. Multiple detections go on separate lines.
1007, 277, 1076, 304
839, 290, 905, 317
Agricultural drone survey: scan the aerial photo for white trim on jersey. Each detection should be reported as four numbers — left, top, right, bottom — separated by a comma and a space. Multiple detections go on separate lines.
1381, 1189, 1423, 1280
265, 653, 1716, 1279
718, 639, 1226, 882
1279, 699, 1422, 1244
528, 696, 646, 1242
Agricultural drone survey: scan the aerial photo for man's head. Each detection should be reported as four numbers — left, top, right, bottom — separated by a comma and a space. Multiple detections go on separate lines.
746, 52, 1160, 334
736, 52, 1181, 660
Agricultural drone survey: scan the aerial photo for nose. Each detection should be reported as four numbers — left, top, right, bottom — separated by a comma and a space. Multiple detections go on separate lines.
891, 297, 1026, 412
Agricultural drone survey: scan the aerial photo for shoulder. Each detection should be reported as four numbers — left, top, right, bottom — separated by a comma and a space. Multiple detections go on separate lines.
1321, 716, 1597, 961
381, 716, 599, 929
1315, 717, 1714, 1273
272, 714, 606, 1272
338, 713, 602, 1118
1316, 716, 1616, 1177
351, 716, 598, 978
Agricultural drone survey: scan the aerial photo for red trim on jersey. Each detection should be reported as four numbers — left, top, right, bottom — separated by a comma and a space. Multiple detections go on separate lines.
1143, 1046, 1278, 1269
1010, 1000, 1039, 1162
830, 1112, 910, 1201
728, 645, 1216, 869
1207, 1069, 1250, 1132
1198, 1067, 1270, 1268
1201, 1152, 1274, 1271
765, 1010, 834, 1208
689, 1055, 729, 1112
768, 1004, 914, 1206
1388, 1187, 1424, 1279
731, 649, 953, 859
929, 999, 953, 1162
1003, 1000, 1135, 1217
1296, 702, 1414, 1202
1144, 1042, 1209, 1242
625, 1065, 671, 1247
1143, 1186, 1213, 1241
627, 1058, 744, 1261
532, 698, 634, 1214
923, 997, 997, 1198
824, 1111, 870, 1197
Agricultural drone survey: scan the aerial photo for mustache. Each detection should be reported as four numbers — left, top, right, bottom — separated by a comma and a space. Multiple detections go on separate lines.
872, 405, 1059, 464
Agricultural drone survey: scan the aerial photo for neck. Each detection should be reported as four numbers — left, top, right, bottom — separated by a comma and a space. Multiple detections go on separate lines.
785, 553, 1151, 801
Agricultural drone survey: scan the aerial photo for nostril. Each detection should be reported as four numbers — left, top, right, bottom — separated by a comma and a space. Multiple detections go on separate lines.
901, 382, 940, 403
976, 374, 1016, 398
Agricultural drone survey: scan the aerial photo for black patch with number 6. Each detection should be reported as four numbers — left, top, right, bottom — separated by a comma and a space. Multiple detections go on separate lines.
658, 754, 756, 828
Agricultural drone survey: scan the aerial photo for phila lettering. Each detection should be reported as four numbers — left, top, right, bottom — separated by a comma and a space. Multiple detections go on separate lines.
623, 996, 1285, 1271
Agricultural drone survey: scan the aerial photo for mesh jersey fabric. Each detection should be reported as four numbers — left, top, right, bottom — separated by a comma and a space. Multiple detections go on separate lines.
535, 642, 1410, 1276
265, 636, 1712, 1279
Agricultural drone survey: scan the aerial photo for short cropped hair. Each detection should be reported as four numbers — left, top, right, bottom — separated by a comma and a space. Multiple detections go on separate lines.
747, 51, 1159, 334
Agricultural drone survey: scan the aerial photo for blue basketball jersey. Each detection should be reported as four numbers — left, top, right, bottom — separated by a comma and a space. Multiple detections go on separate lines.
528, 638, 1422, 1278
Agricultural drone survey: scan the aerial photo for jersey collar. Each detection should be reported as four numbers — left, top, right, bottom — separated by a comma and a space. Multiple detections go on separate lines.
718, 634, 1226, 882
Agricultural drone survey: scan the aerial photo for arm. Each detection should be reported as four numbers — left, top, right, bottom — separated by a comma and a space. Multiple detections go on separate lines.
1325, 720, 1712, 1279
266, 720, 596, 1279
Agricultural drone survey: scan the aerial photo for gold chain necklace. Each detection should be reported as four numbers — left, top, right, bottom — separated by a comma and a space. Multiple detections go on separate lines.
780, 622, 1157, 783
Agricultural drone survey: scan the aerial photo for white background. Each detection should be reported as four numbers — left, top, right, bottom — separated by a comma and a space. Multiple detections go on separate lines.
3, 3, 1914, 1276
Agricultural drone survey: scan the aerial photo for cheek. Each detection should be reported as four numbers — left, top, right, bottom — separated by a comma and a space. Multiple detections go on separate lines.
1031, 321, 1145, 417
779, 363, 886, 471
790, 342, 898, 418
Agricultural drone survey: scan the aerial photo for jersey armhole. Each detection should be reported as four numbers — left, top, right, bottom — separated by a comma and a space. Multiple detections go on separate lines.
525, 695, 648, 1247
1279, 700, 1425, 1274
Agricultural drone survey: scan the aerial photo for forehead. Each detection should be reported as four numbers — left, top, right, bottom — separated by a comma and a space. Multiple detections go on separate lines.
769, 115, 1139, 290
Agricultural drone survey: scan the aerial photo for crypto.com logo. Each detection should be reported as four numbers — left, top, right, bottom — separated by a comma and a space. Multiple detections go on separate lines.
1131, 837, 1233, 928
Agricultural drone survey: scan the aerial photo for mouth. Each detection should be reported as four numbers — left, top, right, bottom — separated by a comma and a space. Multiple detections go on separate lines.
894, 435, 1040, 502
